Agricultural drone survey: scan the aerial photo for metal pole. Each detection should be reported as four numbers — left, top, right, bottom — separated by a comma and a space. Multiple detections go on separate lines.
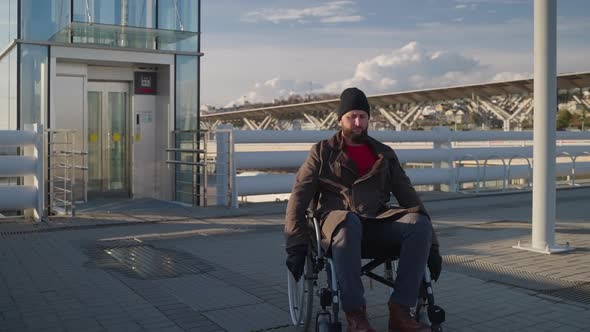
514, 0, 571, 254
196, 0, 202, 205
532, 0, 557, 251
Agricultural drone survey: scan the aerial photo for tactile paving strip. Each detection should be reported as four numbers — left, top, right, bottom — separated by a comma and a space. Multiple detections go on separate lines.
541, 283, 590, 305
444, 255, 590, 305
444, 255, 582, 291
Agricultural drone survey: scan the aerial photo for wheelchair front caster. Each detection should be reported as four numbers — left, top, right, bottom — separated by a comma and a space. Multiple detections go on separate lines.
431, 324, 443, 332
427, 305, 445, 325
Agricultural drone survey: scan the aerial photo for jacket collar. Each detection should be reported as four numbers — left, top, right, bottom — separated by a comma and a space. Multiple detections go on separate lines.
327, 130, 390, 156
326, 130, 390, 178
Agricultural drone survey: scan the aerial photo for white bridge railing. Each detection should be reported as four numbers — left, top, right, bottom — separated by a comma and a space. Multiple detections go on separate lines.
214, 127, 590, 207
0, 124, 45, 221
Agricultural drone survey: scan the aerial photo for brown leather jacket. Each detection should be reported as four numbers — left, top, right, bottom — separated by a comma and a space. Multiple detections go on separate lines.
285, 131, 438, 251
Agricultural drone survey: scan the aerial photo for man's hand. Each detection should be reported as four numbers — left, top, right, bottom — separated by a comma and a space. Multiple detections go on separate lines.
427, 244, 442, 282
286, 245, 307, 282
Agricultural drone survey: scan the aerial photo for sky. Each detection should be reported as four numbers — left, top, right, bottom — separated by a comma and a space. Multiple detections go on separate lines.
202, 0, 590, 108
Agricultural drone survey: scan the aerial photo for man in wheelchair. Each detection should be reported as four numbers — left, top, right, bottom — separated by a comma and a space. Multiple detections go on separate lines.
285, 87, 442, 332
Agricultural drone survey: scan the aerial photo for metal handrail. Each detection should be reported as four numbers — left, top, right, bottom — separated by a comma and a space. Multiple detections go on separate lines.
454, 154, 481, 193
572, 151, 590, 186
506, 154, 532, 190
555, 152, 576, 186
165, 160, 207, 166
480, 155, 507, 192
166, 148, 207, 153
167, 129, 210, 206
171, 129, 209, 133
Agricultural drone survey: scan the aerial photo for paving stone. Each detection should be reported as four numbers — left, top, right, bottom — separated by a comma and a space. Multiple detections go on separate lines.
2, 190, 590, 331
102, 321, 144, 332
204, 303, 290, 332
156, 274, 262, 312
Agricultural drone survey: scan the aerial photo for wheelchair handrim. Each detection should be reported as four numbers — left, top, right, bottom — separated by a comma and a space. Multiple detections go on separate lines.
287, 270, 306, 325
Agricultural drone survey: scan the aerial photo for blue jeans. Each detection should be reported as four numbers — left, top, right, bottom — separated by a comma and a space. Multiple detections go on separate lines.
330, 212, 432, 312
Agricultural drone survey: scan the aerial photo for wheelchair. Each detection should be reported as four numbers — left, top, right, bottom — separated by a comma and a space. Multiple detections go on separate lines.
287, 209, 445, 332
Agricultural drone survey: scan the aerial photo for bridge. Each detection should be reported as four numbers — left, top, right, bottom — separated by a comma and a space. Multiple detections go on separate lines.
202, 72, 590, 131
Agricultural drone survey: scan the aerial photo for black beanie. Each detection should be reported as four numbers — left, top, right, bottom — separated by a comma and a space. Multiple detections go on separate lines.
336, 87, 370, 120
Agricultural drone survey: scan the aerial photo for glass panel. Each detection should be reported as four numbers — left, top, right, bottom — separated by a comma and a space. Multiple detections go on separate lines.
87, 91, 102, 192
0, 47, 17, 130
21, 0, 70, 42
158, 0, 198, 32
73, 0, 156, 28
175, 55, 198, 130
175, 55, 199, 203
19, 44, 48, 128
52, 21, 197, 50
0, 0, 18, 47
0, 47, 17, 186
107, 92, 127, 190
158, 0, 199, 51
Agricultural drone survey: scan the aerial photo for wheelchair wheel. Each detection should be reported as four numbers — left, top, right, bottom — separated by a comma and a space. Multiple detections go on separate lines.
288, 255, 314, 331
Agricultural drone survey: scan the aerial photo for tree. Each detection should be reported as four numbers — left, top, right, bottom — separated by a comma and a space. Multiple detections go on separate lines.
556, 109, 572, 130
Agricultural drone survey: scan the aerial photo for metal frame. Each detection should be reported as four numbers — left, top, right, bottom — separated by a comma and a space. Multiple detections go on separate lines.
87, 81, 132, 197
572, 151, 590, 186
47, 129, 76, 216
506, 154, 532, 190
480, 155, 507, 192
555, 152, 575, 187
166, 129, 209, 206
454, 154, 481, 193
5, 0, 204, 211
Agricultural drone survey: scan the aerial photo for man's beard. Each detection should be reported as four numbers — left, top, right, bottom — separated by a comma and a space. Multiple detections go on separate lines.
342, 127, 368, 144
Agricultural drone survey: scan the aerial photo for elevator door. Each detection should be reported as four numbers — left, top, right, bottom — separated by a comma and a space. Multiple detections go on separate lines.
87, 82, 130, 197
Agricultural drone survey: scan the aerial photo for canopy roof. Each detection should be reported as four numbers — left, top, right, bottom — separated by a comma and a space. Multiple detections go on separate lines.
203, 72, 590, 121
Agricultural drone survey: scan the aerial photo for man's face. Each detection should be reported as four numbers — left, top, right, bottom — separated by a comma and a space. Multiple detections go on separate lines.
340, 110, 369, 144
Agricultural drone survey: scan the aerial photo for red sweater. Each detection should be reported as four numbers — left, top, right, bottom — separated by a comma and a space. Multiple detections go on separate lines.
344, 144, 377, 176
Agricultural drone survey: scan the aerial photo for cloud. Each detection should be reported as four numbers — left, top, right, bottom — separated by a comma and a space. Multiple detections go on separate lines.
241, 1, 363, 25
491, 71, 531, 81
224, 78, 316, 107
320, 41, 529, 94
455, 4, 477, 10
454, 0, 529, 3
320, 15, 363, 23
224, 42, 530, 107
